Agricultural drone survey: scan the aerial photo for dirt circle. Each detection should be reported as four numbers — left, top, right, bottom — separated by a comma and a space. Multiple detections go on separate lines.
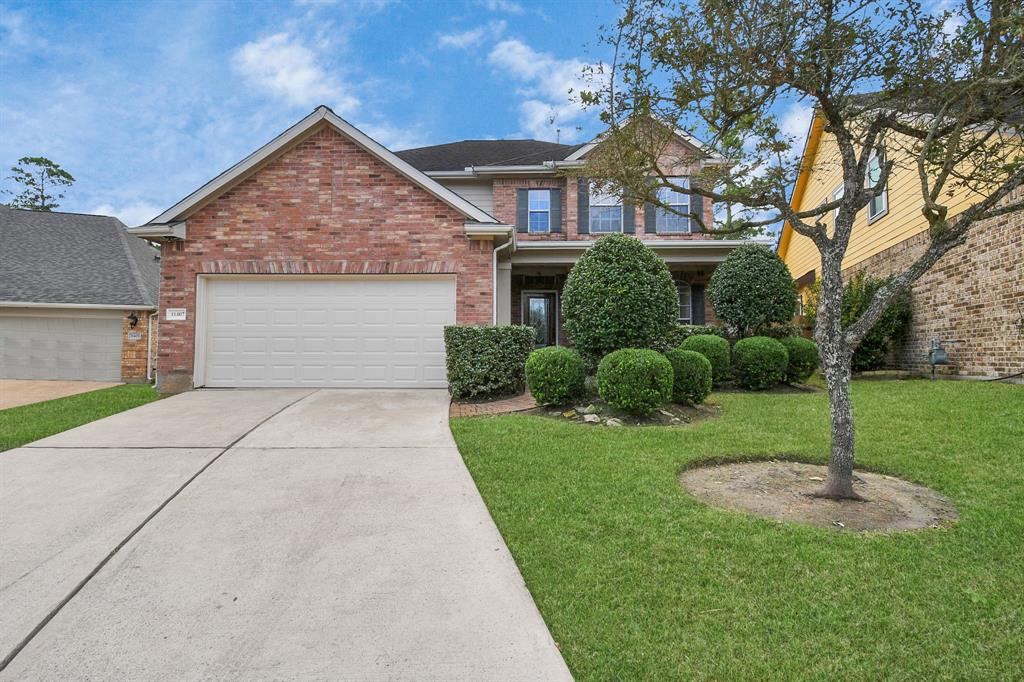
680, 461, 957, 532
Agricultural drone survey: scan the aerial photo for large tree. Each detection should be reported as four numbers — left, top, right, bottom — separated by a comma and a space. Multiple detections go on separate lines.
5, 157, 75, 211
582, 0, 1023, 498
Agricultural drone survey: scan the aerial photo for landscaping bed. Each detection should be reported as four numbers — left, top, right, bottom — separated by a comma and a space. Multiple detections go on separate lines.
450, 379, 1024, 680
528, 398, 720, 427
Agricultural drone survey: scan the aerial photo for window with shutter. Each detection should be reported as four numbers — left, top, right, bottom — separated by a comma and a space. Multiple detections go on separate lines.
656, 177, 691, 233
589, 184, 623, 233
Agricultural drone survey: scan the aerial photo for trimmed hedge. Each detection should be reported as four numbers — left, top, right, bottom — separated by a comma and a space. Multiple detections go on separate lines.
664, 348, 713, 405
708, 244, 797, 337
781, 336, 819, 383
526, 346, 585, 405
597, 349, 673, 415
680, 334, 732, 385
659, 323, 727, 351
561, 234, 678, 361
733, 336, 789, 390
444, 325, 535, 400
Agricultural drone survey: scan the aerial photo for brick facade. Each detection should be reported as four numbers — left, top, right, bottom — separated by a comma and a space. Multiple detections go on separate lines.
156, 124, 494, 391
120, 309, 156, 383
845, 187, 1023, 378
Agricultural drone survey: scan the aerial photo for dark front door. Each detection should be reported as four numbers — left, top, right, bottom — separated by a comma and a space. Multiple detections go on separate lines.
524, 293, 557, 346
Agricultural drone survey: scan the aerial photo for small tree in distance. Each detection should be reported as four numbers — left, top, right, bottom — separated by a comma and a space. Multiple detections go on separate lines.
581, 0, 1023, 499
5, 157, 76, 211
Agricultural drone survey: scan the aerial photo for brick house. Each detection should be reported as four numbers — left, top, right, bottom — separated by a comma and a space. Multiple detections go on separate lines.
131, 106, 747, 392
0, 206, 160, 382
778, 110, 1024, 379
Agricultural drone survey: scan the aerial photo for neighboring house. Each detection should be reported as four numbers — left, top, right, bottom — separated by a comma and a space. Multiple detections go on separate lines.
778, 111, 1023, 378
130, 106, 748, 392
0, 207, 160, 382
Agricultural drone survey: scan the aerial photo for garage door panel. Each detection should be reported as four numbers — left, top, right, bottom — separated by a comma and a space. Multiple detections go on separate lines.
0, 311, 121, 381
202, 277, 455, 388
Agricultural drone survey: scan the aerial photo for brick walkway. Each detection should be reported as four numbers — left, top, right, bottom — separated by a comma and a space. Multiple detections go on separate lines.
449, 391, 537, 418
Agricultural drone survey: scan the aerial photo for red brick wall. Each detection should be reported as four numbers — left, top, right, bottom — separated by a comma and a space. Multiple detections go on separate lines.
157, 124, 493, 390
121, 310, 155, 383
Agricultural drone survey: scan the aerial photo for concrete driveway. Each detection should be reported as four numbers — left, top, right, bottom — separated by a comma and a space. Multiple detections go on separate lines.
0, 389, 571, 681
0, 380, 122, 410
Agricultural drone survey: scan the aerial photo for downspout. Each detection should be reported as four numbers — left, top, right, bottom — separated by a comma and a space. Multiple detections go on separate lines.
146, 311, 154, 382
492, 236, 514, 325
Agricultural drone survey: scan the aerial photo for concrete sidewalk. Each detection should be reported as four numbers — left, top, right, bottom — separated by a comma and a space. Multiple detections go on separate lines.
0, 389, 571, 681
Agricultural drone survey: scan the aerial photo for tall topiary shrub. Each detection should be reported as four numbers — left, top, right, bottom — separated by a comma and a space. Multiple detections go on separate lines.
679, 334, 732, 385
526, 346, 585, 405
561, 234, 678, 362
780, 336, 819, 383
708, 244, 797, 337
597, 348, 673, 415
664, 348, 713, 405
444, 325, 535, 400
733, 336, 789, 390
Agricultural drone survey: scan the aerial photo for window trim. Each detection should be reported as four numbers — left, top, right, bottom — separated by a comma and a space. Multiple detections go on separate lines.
527, 189, 552, 234
656, 177, 691, 234
831, 185, 844, 223
866, 149, 889, 223
588, 184, 624, 233
676, 280, 693, 324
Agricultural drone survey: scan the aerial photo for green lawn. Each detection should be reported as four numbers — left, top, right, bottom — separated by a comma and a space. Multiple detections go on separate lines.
451, 380, 1024, 681
0, 384, 160, 451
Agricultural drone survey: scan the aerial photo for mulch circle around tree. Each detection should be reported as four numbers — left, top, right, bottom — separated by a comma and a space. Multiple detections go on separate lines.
680, 461, 958, 532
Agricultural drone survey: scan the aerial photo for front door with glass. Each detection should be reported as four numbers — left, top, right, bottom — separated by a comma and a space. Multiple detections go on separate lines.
523, 292, 557, 346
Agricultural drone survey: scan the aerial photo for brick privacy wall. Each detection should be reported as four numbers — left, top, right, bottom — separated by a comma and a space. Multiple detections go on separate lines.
157, 124, 493, 391
120, 310, 155, 383
845, 187, 1024, 378
490, 140, 715, 240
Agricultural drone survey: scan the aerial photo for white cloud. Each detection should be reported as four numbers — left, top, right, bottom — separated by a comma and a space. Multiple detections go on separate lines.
357, 121, 429, 151
90, 201, 163, 227
232, 33, 358, 111
437, 20, 506, 50
480, 0, 524, 14
778, 102, 813, 154
486, 38, 602, 141
932, 0, 965, 35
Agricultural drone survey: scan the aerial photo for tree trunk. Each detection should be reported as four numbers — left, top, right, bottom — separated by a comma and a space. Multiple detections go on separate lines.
812, 252, 865, 501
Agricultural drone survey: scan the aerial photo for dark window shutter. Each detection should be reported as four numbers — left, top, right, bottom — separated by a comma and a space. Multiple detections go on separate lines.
691, 284, 706, 324
549, 188, 562, 233
576, 178, 589, 234
690, 188, 704, 233
623, 202, 635, 234
516, 189, 529, 233
643, 202, 656, 234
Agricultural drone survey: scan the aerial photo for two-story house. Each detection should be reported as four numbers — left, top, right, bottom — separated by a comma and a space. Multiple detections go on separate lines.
132, 106, 747, 392
778, 110, 1023, 379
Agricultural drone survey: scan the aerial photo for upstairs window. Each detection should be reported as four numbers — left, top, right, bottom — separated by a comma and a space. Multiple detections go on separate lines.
589, 186, 623, 233
866, 149, 888, 222
831, 185, 844, 223
677, 281, 692, 324
528, 189, 551, 233
656, 177, 691, 233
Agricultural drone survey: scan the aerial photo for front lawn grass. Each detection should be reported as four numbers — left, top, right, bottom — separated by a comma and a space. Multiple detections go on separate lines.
451, 380, 1024, 681
0, 384, 160, 451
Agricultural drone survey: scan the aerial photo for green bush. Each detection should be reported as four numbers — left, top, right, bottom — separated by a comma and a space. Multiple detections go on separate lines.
526, 346, 586, 405
658, 323, 727, 351
444, 325, 535, 400
561, 234, 678, 361
804, 273, 912, 371
664, 349, 713, 405
708, 244, 797, 337
780, 336, 819, 383
597, 349, 673, 415
679, 334, 732, 385
733, 336, 789, 390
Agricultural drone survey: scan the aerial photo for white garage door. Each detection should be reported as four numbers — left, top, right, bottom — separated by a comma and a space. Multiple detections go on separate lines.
200, 276, 456, 388
0, 308, 122, 381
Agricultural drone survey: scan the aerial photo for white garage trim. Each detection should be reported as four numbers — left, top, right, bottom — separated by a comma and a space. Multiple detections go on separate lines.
193, 272, 458, 387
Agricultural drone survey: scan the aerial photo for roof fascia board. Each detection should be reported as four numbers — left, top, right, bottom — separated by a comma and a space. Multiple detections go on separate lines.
127, 222, 186, 240
566, 126, 726, 163
0, 301, 156, 311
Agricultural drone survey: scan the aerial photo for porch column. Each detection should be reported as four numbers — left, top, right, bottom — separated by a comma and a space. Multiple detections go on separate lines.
495, 262, 512, 325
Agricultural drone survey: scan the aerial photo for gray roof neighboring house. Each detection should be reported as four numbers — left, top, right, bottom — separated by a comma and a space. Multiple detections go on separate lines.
0, 206, 159, 309
395, 140, 584, 171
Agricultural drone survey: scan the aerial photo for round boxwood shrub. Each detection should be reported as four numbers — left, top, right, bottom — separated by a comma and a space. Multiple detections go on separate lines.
708, 244, 797, 337
780, 336, 819, 384
732, 336, 789, 390
597, 348, 673, 415
525, 346, 585, 405
664, 349, 712, 405
679, 334, 732, 385
561, 234, 678, 361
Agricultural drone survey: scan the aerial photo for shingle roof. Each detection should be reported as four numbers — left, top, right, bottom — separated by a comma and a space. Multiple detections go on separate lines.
0, 206, 159, 308
394, 140, 583, 171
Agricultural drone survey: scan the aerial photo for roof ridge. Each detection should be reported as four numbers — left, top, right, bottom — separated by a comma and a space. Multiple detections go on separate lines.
116, 223, 155, 307
0, 206, 120, 219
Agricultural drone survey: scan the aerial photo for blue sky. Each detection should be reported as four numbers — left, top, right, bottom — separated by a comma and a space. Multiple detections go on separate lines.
1, 0, 622, 225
